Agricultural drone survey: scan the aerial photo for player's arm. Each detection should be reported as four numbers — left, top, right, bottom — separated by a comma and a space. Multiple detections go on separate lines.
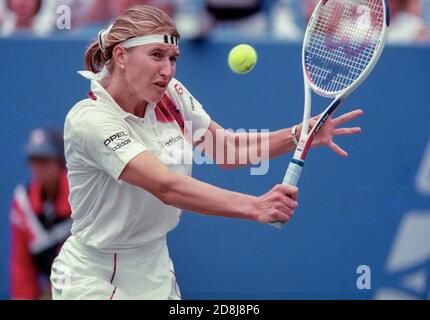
196, 121, 297, 169
119, 151, 298, 224
197, 113, 362, 169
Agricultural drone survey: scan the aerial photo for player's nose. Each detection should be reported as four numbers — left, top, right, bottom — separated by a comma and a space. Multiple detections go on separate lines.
159, 58, 174, 78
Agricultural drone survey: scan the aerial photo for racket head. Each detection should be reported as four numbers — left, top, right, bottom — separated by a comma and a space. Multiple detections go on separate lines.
302, 0, 390, 98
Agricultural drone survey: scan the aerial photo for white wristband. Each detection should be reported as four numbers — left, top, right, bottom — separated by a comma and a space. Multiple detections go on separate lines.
291, 125, 299, 146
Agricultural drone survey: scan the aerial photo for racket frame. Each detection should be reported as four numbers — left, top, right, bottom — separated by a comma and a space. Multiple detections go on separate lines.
270, 0, 390, 229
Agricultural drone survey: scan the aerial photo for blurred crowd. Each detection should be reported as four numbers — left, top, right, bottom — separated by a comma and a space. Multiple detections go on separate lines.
0, 0, 429, 43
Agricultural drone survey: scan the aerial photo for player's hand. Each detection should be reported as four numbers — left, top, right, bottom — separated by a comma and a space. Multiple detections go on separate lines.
297, 109, 363, 157
253, 184, 298, 224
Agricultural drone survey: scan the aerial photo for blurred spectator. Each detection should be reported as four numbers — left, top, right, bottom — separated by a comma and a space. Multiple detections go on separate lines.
302, 0, 319, 21
425, 0, 430, 27
9, 128, 71, 300
271, 0, 305, 41
0, 0, 42, 36
74, 0, 175, 37
0, 0, 93, 36
1, 0, 430, 44
40, 0, 98, 34
206, 0, 268, 39
0, 0, 5, 27
0, 0, 175, 37
176, 0, 268, 40
277, 0, 430, 45
173, 0, 209, 39
388, 0, 429, 44
83, 0, 137, 27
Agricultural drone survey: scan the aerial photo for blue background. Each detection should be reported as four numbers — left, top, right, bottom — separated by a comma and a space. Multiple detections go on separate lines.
0, 38, 428, 299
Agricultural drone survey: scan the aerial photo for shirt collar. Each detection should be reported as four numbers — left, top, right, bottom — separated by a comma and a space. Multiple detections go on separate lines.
78, 70, 156, 120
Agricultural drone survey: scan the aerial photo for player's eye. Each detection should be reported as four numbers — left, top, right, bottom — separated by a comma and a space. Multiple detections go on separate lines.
151, 52, 162, 60
170, 56, 177, 64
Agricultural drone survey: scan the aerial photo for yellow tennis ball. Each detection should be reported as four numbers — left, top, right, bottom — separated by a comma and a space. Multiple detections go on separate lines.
228, 44, 257, 74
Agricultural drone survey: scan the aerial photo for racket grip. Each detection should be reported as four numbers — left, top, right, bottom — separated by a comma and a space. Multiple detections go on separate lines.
269, 160, 304, 229
282, 160, 303, 187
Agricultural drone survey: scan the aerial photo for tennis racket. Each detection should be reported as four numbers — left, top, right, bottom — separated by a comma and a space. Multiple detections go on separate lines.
270, 0, 390, 228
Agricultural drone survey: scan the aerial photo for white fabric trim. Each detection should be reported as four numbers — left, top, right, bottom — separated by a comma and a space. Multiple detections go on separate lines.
78, 67, 109, 82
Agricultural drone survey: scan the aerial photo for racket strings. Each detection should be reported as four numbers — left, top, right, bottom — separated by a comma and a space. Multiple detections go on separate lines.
305, 0, 385, 94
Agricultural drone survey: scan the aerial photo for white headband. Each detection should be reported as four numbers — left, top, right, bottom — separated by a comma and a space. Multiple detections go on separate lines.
122, 34, 179, 48
98, 24, 179, 53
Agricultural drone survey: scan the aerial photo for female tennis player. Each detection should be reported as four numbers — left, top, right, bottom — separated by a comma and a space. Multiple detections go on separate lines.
50, 5, 363, 300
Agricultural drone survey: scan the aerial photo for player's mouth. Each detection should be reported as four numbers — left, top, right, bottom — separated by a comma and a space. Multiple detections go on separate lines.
154, 82, 167, 90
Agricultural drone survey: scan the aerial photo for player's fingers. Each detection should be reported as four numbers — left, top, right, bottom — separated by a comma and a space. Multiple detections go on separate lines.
286, 201, 298, 214
333, 127, 361, 136
262, 210, 291, 225
270, 212, 291, 224
269, 205, 294, 222
332, 109, 364, 126
278, 196, 298, 212
329, 141, 348, 157
278, 184, 298, 202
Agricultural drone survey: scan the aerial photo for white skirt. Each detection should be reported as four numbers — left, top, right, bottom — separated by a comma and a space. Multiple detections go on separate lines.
50, 235, 181, 300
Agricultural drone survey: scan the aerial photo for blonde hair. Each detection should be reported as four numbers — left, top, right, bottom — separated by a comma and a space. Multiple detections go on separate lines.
84, 5, 180, 73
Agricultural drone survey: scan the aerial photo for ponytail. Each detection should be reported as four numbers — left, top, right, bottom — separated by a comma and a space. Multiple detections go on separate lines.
83, 41, 108, 73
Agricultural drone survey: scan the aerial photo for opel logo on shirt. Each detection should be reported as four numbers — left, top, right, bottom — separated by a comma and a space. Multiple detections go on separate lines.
104, 131, 128, 147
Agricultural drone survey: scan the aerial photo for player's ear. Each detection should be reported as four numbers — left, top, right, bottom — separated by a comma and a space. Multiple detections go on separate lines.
112, 45, 127, 68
